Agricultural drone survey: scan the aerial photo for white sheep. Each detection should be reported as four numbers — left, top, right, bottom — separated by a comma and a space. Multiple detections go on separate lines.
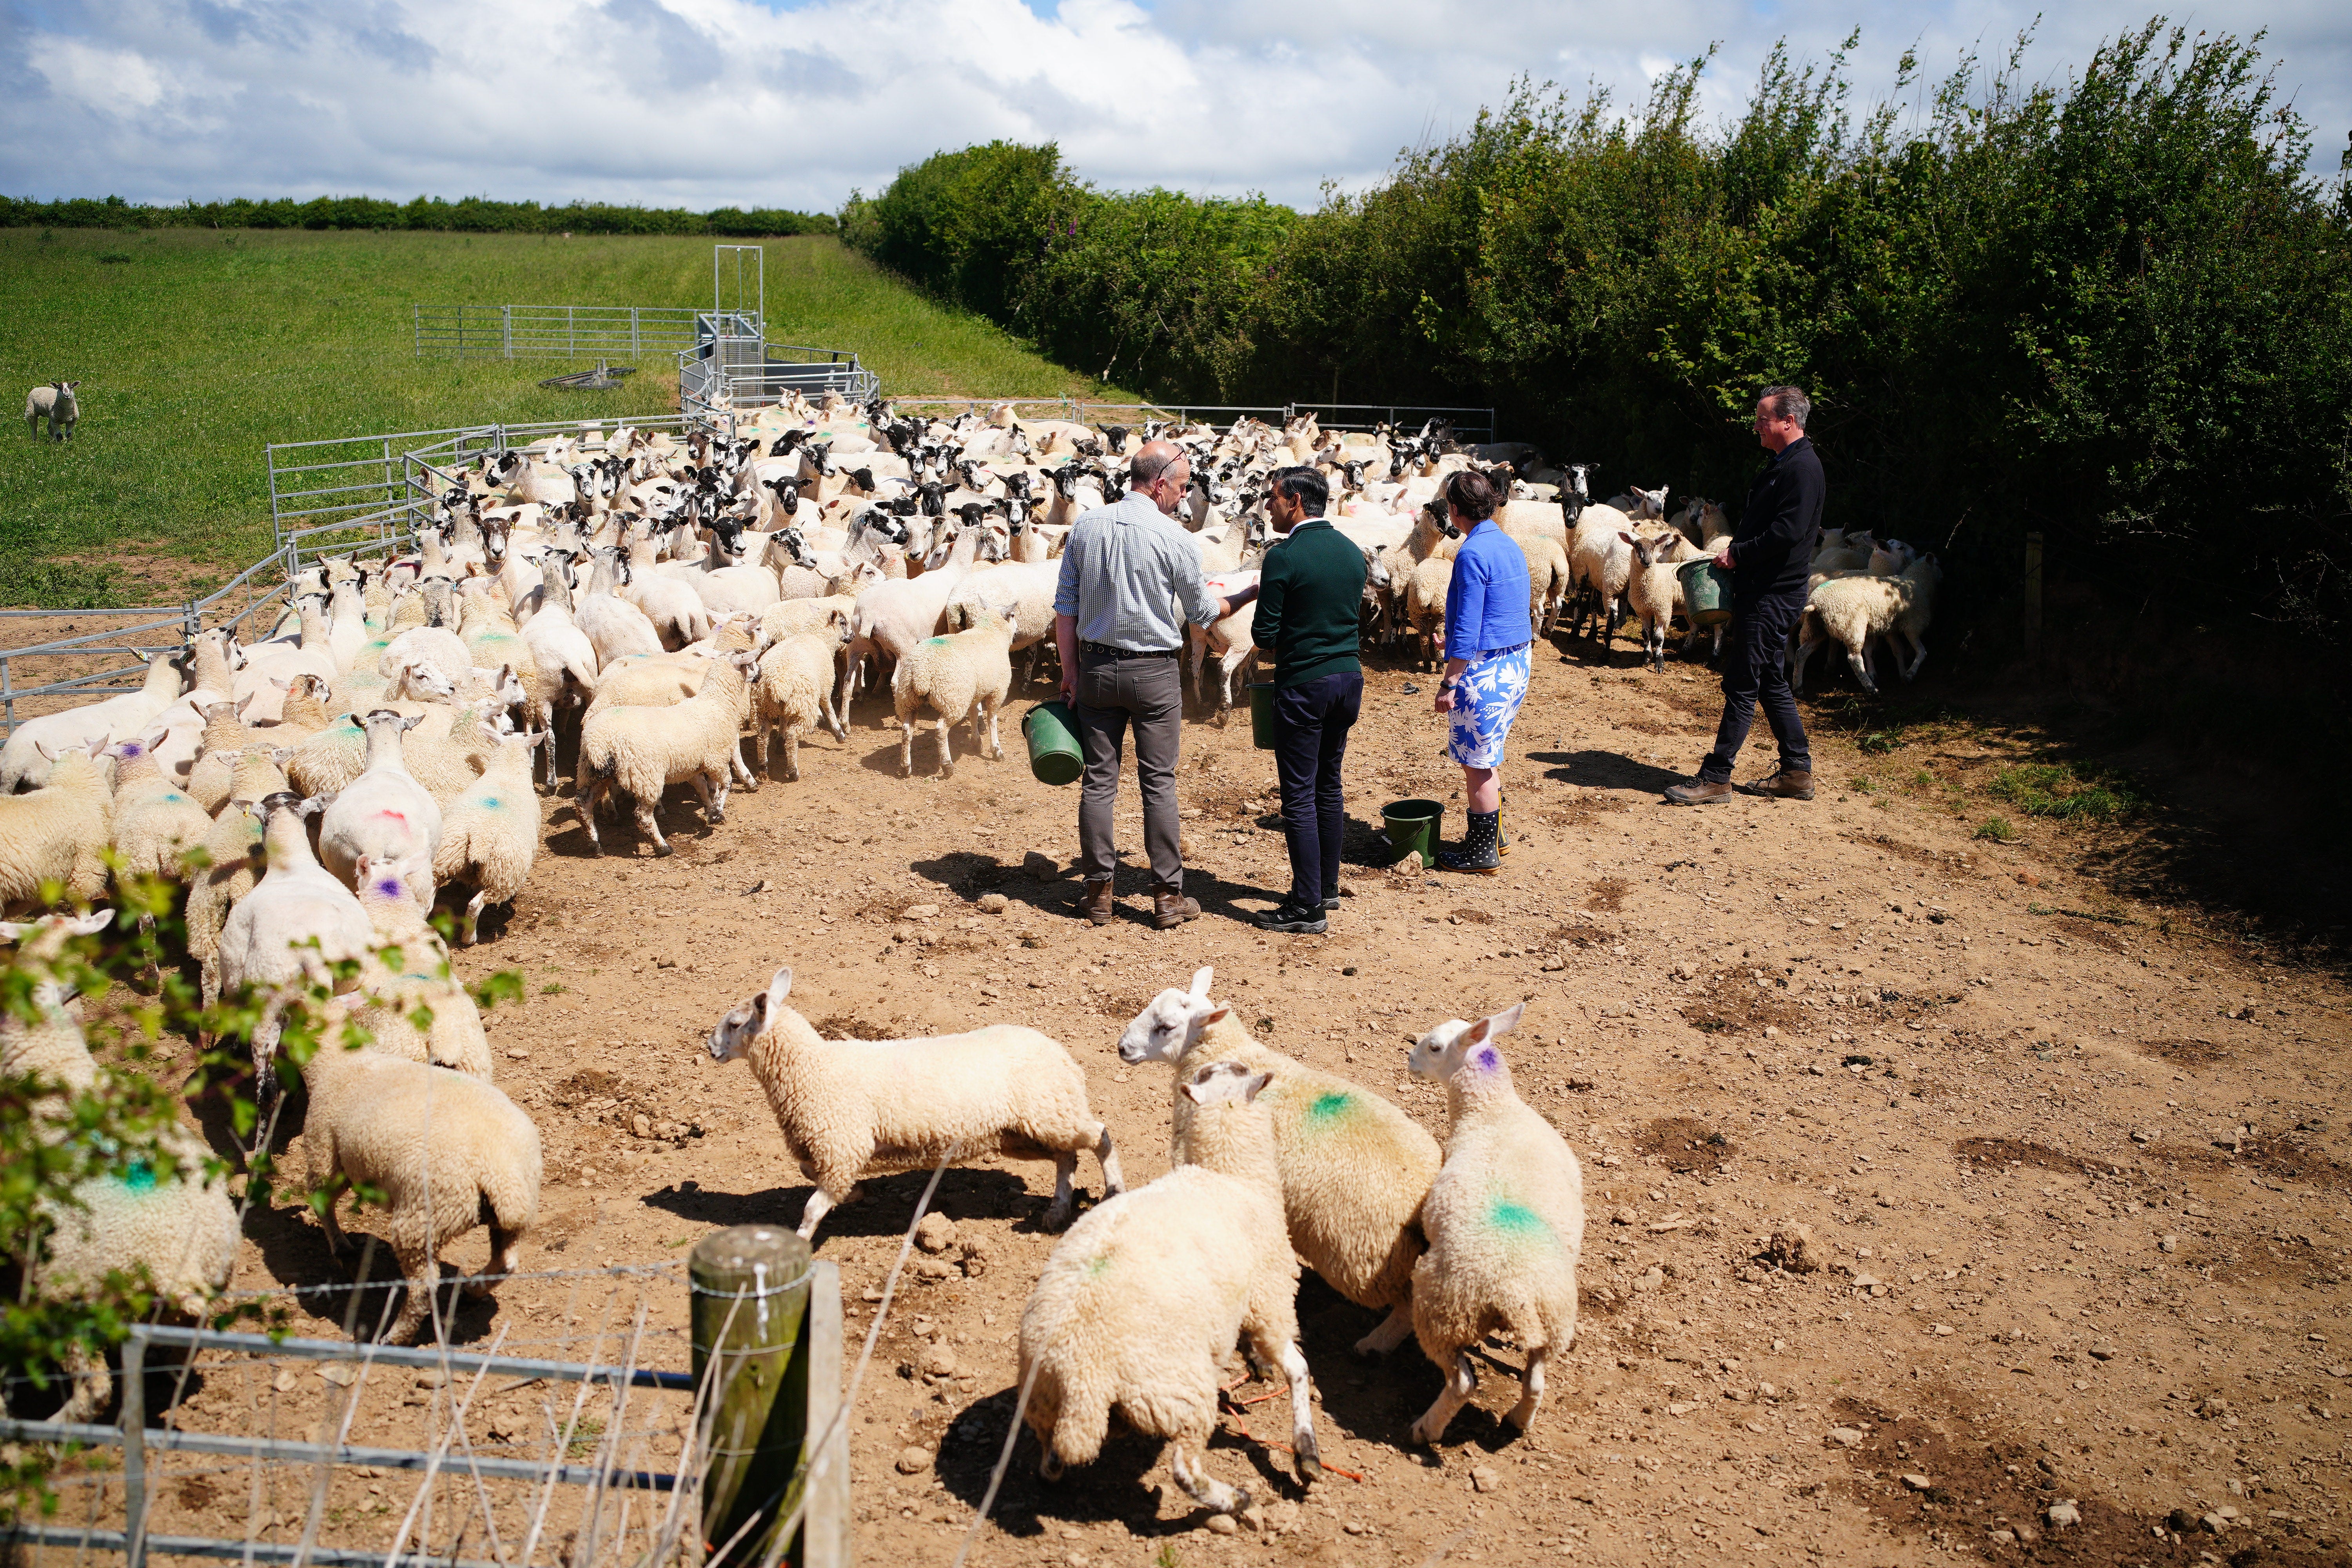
0, 737, 113, 915
516, 555, 601, 786
104, 735, 214, 960
706, 964, 1123, 1239
297, 1034, 540, 1344
318, 710, 443, 907
1117, 967, 1440, 1357
1403, 1001, 1583, 1445
431, 727, 546, 945
891, 604, 1016, 778
183, 748, 292, 1005
1017, 1059, 1319, 1515
1791, 554, 1944, 695
341, 851, 494, 1079
751, 628, 849, 782
942, 559, 1059, 691
577, 652, 756, 856
0, 910, 238, 1421
24, 379, 80, 442
217, 793, 376, 1098
0, 651, 183, 792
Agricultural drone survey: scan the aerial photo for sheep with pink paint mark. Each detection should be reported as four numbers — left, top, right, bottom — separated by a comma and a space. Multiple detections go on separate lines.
1403, 1000, 1584, 1445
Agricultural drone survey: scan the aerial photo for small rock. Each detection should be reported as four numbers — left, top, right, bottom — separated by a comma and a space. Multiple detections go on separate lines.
1901, 1474, 1933, 1492
1768, 1224, 1820, 1274
1471, 1466, 1501, 1493
506, 1047, 530, 1060
976, 893, 1009, 914
1666, 1401, 1696, 1416
2166, 1508, 2200, 1534
2014, 1524, 2040, 1546
895, 1446, 932, 1475
272, 1369, 297, 1394
903, 903, 941, 920
1987, 1528, 2015, 1545
1826, 1426, 1866, 1448
2200, 1512, 2229, 1534
631, 1112, 652, 1138
958, 1238, 991, 1278
2087, 1344, 2116, 1361
2045, 1500, 2081, 1528
2159, 1234, 2180, 1253
1204, 1514, 1239, 1535
1610, 1207, 1637, 1227
914, 1257, 955, 1282
318, 1363, 357, 1388
1632, 1266, 1666, 1293
919, 1345, 958, 1379
914, 1212, 959, 1254
2198, 1396, 2231, 1420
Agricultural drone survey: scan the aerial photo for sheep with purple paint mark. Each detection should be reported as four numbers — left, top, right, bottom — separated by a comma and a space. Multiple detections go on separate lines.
1403, 1000, 1584, 1445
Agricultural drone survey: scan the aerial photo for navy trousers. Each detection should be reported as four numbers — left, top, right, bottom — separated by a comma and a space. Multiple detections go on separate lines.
1272, 671, 1364, 908
1699, 594, 1811, 782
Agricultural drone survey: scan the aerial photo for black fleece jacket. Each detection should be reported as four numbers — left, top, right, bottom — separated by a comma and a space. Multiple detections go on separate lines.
1728, 436, 1825, 603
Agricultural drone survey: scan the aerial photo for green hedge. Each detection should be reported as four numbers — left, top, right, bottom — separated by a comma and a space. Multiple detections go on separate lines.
0, 193, 835, 237
842, 23, 2352, 639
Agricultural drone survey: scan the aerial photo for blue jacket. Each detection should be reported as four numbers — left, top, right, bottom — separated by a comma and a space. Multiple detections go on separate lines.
1444, 521, 1532, 661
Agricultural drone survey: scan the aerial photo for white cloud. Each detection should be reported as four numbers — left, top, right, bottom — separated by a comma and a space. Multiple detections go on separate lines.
0, 0, 2343, 210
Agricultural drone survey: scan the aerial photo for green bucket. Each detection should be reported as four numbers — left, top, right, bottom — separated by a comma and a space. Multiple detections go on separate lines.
1381, 799, 1444, 869
1678, 559, 1734, 627
1022, 700, 1084, 786
1247, 682, 1278, 750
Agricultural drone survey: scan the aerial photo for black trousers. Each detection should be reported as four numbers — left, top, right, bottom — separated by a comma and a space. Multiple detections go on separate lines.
1271, 671, 1363, 907
1700, 594, 1811, 782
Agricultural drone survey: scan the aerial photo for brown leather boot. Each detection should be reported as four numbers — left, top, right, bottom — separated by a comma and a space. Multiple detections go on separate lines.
1151, 886, 1201, 930
1663, 778, 1734, 806
1076, 878, 1116, 925
1736, 767, 1816, 801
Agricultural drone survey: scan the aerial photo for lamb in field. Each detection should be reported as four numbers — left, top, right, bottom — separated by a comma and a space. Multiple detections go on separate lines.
25, 381, 80, 442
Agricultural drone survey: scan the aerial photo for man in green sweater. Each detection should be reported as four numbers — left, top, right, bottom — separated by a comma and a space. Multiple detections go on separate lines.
1250, 466, 1368, 933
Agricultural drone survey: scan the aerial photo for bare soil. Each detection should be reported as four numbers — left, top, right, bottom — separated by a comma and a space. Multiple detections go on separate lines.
105, 636, 2352, 1565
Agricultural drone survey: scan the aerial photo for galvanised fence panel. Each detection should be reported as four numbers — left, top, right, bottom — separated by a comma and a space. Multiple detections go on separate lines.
412, 304, 751, 361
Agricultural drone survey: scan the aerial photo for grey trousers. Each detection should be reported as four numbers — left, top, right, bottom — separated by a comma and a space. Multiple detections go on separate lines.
1075, 651, 1184, 891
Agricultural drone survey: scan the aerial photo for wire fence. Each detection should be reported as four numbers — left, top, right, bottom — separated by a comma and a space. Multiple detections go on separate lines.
0, 1255, 849, 1568
412, 306, 762, 362
874, 396, 1496, 442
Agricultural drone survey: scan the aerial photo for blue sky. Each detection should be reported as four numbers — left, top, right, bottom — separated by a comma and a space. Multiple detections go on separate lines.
2, 0, 2343, 212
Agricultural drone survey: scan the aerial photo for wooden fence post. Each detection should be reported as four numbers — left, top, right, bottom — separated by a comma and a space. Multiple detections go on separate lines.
692, 1225, 814, 1568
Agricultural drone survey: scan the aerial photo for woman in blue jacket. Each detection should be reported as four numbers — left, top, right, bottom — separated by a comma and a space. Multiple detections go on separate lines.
1431, 469, 1532, 872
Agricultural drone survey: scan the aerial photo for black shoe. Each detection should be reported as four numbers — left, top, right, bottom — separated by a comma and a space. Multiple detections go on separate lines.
1253, 902, 1329, 933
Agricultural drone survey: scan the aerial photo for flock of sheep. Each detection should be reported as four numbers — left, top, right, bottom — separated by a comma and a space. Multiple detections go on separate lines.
0, 389, 1936, 1484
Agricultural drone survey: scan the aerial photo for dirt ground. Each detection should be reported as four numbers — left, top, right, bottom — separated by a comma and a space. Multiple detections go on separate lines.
108, 630, 2352, 1568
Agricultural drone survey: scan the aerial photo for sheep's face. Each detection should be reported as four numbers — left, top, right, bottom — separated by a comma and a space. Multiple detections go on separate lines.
1180, 1060, 1271, 1106
1409, 1000, 1526, 1081
1118, 966, 1221, 1064
0, 908, 114, 969
710, 965, 793, 1063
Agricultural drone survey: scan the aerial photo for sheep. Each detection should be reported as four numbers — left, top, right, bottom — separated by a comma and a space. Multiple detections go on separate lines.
318, 710, 444, 906
184, 748, 293, 1005
0, 910, 239, 1421
1403, 556, 1452, 672
516, 553, 601, 786
751, 627, 850, 782
941, 559, 1059, 691
0, 650, 184, 792
573, 548, 665, 666
297, 1033, 540, 1345
836, 518, 985, 717
891, 604, 1016, 778
341, 851, 495, 1079
1116, 967, 1441, 1358
1619, 531, 1691, 673
183, 694, 263, 813
1016, 1059, 1319, 1515
577, 652, 757, 856
455, 581, 543, 697
216, 793, 376, 1101
1403, 1001, 1583, 1445
1791, 554, 1944, 695
705, 963, 1124, 1238
24, 380, 80, 442
1187, 577, 1259, 722
431, 726, 546, 945
1514, 531, 1572, 637
104, 736, 213, 958
0, 738, 113, 915
1568, 504, 1643, 645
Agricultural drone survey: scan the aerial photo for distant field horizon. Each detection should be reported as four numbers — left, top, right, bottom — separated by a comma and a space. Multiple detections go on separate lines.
0, 229, 1131, 607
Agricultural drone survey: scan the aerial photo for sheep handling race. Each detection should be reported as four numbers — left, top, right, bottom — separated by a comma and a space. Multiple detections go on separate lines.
4, 24, 2351, 1568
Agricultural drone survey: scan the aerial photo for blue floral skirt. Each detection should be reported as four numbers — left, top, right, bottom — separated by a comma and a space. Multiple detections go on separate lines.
1446, 643, 1532, 768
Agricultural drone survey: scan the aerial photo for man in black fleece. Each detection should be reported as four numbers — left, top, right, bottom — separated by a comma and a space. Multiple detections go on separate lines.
1666, 385, 1822, 805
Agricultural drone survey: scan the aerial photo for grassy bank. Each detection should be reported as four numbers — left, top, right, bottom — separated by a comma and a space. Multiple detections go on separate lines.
0, 229, 1120, 606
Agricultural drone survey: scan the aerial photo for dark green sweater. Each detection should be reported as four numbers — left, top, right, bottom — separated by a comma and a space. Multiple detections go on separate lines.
1253, 518, 1367, 688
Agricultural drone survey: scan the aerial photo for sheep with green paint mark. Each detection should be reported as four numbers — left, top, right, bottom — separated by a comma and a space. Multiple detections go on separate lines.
890, 603, 1017, 778
1018, 1059, 1320, 1516
0, 910, 239, 1420
1118, 966, 1441, 1358
1404, 1000, 1584, 1445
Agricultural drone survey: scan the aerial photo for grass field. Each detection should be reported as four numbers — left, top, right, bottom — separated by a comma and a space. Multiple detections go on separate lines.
0, 227, 1129, 606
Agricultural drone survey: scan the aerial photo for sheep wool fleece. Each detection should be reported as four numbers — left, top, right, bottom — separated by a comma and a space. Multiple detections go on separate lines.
1169, 1013, 1439, 1313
